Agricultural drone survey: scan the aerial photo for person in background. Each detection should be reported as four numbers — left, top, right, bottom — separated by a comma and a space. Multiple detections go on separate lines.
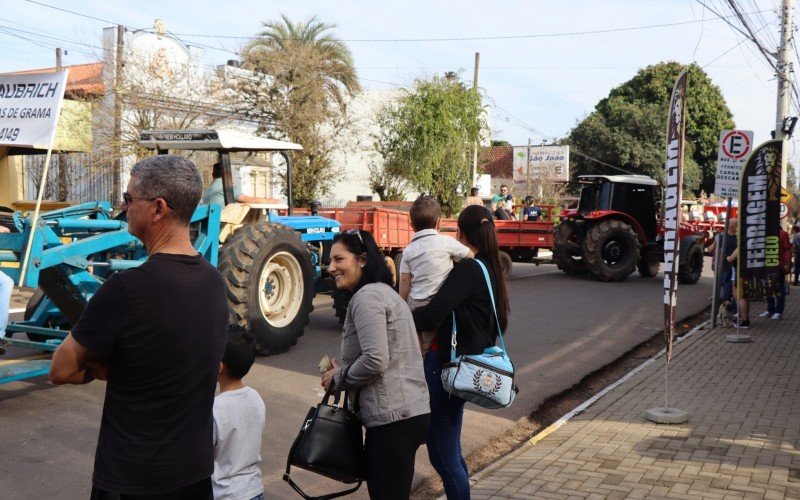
464, 187, 483, 207
522, 196, 543, 221
399, 196, 472, 356
493, 200, 514, 221
758, 224, 792, 320
321, 229, 429, 500
50, 155, 228, 499
792, 223, 800, 286
202, 162, 283, 207
728, 246, 749, 328
708, 218, 739, 316
412, 205, 510, 499
490, 184, 513, 212
212, 325, 266, 500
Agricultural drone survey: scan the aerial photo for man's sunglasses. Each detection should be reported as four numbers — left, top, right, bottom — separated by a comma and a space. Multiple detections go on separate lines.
122, 192, 174, 210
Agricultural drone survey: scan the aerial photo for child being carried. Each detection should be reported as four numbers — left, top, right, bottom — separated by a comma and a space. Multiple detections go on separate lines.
400, 196, 473, 355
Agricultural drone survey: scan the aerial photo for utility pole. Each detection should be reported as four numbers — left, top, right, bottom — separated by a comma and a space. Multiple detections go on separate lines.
55, 48, 69, 202
775, 0, 793, 188
470, 52, 480, 186
112, 25, 124, 206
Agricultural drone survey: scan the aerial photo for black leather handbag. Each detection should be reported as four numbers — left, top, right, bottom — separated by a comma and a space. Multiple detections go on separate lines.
283, 374, 365, 500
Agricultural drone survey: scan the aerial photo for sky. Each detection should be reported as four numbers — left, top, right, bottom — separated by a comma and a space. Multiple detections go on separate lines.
2, 0, 798, 166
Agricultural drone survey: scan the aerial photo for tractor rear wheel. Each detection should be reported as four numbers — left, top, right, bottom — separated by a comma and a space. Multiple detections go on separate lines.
23, 290, 70, 343
678, 242, 704, 284
553, 221, 587, 275
583, 219, 640, 282
219, 222, 314, 354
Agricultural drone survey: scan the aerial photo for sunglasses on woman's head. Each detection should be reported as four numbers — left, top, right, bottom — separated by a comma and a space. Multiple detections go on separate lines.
345, 228, 364, 245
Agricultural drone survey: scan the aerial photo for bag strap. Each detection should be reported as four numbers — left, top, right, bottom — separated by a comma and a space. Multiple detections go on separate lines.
283, 470, 362, 500
449, 259, 506, 362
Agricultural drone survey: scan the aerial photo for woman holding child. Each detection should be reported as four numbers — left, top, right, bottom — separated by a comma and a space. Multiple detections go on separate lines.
321, 229, 430, 500
412, 204, 511, 499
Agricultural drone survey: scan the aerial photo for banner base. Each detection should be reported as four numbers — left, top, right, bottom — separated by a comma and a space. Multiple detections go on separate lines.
644, 407, 689, 424
725, 334, 752, 343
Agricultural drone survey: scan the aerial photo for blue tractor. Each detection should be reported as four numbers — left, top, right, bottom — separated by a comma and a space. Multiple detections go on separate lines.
0, 129, 339, 383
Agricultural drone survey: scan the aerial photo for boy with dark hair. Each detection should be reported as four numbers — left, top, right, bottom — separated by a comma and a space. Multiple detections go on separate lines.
212, 325, 266, 500
464, 187, 483, 207
400, 196, 472, 354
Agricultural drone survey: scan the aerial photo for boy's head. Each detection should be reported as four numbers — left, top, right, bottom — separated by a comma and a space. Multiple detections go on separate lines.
470, 187, 479, 197
524, 195, 535, 206
410, 195, 441, 231
221, 325, 256, 380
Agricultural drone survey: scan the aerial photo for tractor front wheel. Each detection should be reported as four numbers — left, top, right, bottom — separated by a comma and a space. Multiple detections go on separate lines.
583, 219, 640, 282
678, 242, 704, 284
219, 222, 314, 354
553, 221, 587, 275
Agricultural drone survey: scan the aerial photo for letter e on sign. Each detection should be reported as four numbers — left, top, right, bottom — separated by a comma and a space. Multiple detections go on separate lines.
722, 130, 751, 159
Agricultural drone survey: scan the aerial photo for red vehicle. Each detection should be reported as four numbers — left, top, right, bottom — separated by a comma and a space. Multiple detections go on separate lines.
553, 175, 706, 283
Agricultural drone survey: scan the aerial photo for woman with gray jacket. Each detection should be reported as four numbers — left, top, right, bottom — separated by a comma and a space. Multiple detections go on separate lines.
321, 229, 430, 499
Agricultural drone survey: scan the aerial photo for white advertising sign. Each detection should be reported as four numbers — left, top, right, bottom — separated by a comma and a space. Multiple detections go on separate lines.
715, 129, 753, 198
513, 145, 570, 183
0, 70, 69, 148
476, 174, 492, 197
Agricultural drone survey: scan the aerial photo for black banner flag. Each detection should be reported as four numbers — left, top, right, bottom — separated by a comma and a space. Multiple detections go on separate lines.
663, 70, 687, 363
737, 140, 783, 300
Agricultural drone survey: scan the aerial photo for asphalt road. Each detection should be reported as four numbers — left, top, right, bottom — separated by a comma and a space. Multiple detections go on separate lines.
0, 261, 713, 499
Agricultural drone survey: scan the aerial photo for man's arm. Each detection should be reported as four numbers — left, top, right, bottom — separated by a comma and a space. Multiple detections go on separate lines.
50, 334, 105, 385
399, 272, 411, 301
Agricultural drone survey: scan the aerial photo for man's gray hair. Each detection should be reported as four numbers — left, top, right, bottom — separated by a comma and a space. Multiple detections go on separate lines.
129, 155, 202, 225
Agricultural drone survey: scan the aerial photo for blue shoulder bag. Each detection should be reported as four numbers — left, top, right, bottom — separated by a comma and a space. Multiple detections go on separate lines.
441, 259, 518, 409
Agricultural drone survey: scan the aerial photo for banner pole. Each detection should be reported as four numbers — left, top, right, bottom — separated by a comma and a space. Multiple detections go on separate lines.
18, 147, 55, 286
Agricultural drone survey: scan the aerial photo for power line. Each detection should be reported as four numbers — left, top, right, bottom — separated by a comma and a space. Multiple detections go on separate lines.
171, 11, 772, 42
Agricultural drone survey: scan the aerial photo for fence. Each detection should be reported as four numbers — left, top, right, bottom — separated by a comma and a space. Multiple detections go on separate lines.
24, 153, 116, 204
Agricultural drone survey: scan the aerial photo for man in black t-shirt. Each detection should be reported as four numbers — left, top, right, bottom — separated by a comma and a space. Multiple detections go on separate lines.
50, 155, 228, 499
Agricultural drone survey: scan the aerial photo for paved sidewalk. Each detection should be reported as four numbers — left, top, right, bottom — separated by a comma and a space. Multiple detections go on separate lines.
471, 290, 800, 499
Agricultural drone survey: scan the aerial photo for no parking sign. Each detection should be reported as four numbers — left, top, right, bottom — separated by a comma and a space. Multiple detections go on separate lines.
715, 129, 753, 198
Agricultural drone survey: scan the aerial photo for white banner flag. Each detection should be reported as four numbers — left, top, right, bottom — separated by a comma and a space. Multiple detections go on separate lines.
0, 70, 69, 148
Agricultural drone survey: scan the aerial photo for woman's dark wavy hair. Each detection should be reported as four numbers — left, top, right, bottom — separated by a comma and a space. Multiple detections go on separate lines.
332, 229, 393, 293
457, 205, 510, 332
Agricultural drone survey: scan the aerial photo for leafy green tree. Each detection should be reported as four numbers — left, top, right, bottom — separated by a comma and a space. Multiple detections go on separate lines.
237, 15, 360, 205
568, 62, 734, 194
376, 75, 487, 216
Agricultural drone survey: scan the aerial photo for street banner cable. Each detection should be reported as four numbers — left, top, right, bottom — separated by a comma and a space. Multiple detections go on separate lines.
663, 70, 687, 364
737, 140, 783, 300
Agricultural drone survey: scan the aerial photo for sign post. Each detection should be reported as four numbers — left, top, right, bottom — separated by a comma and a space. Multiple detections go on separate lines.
0, 71, 69, 285
711, 129, 753, 328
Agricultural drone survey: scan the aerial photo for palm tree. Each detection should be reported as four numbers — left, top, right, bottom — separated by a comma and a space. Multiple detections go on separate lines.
238, 15, 360, 204
243, 14, 360, 111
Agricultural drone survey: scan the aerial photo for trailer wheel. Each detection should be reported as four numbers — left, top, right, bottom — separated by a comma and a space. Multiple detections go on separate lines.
583, 219, 640, 282
678, 242, 704, 284
332, 288, 351, 324
219, 222, 314, 354
499, 251, 513, 279
637, 259, 660, 278
553, 221, 587, 275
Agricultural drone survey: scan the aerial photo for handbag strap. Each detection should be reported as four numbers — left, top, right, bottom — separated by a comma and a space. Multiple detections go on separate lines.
449, 259, 506, 362
283, 470, 362, 500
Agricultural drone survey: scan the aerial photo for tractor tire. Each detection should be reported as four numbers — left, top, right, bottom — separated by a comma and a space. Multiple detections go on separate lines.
332, 288, 351, 325
499, 251, 513, 279
23, 290, 69, 343
678, 242, 704, 284
583, 219, 640, 282
637, 259, 660, 278
219, 222, 315, 354
553, 221, 587, 275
